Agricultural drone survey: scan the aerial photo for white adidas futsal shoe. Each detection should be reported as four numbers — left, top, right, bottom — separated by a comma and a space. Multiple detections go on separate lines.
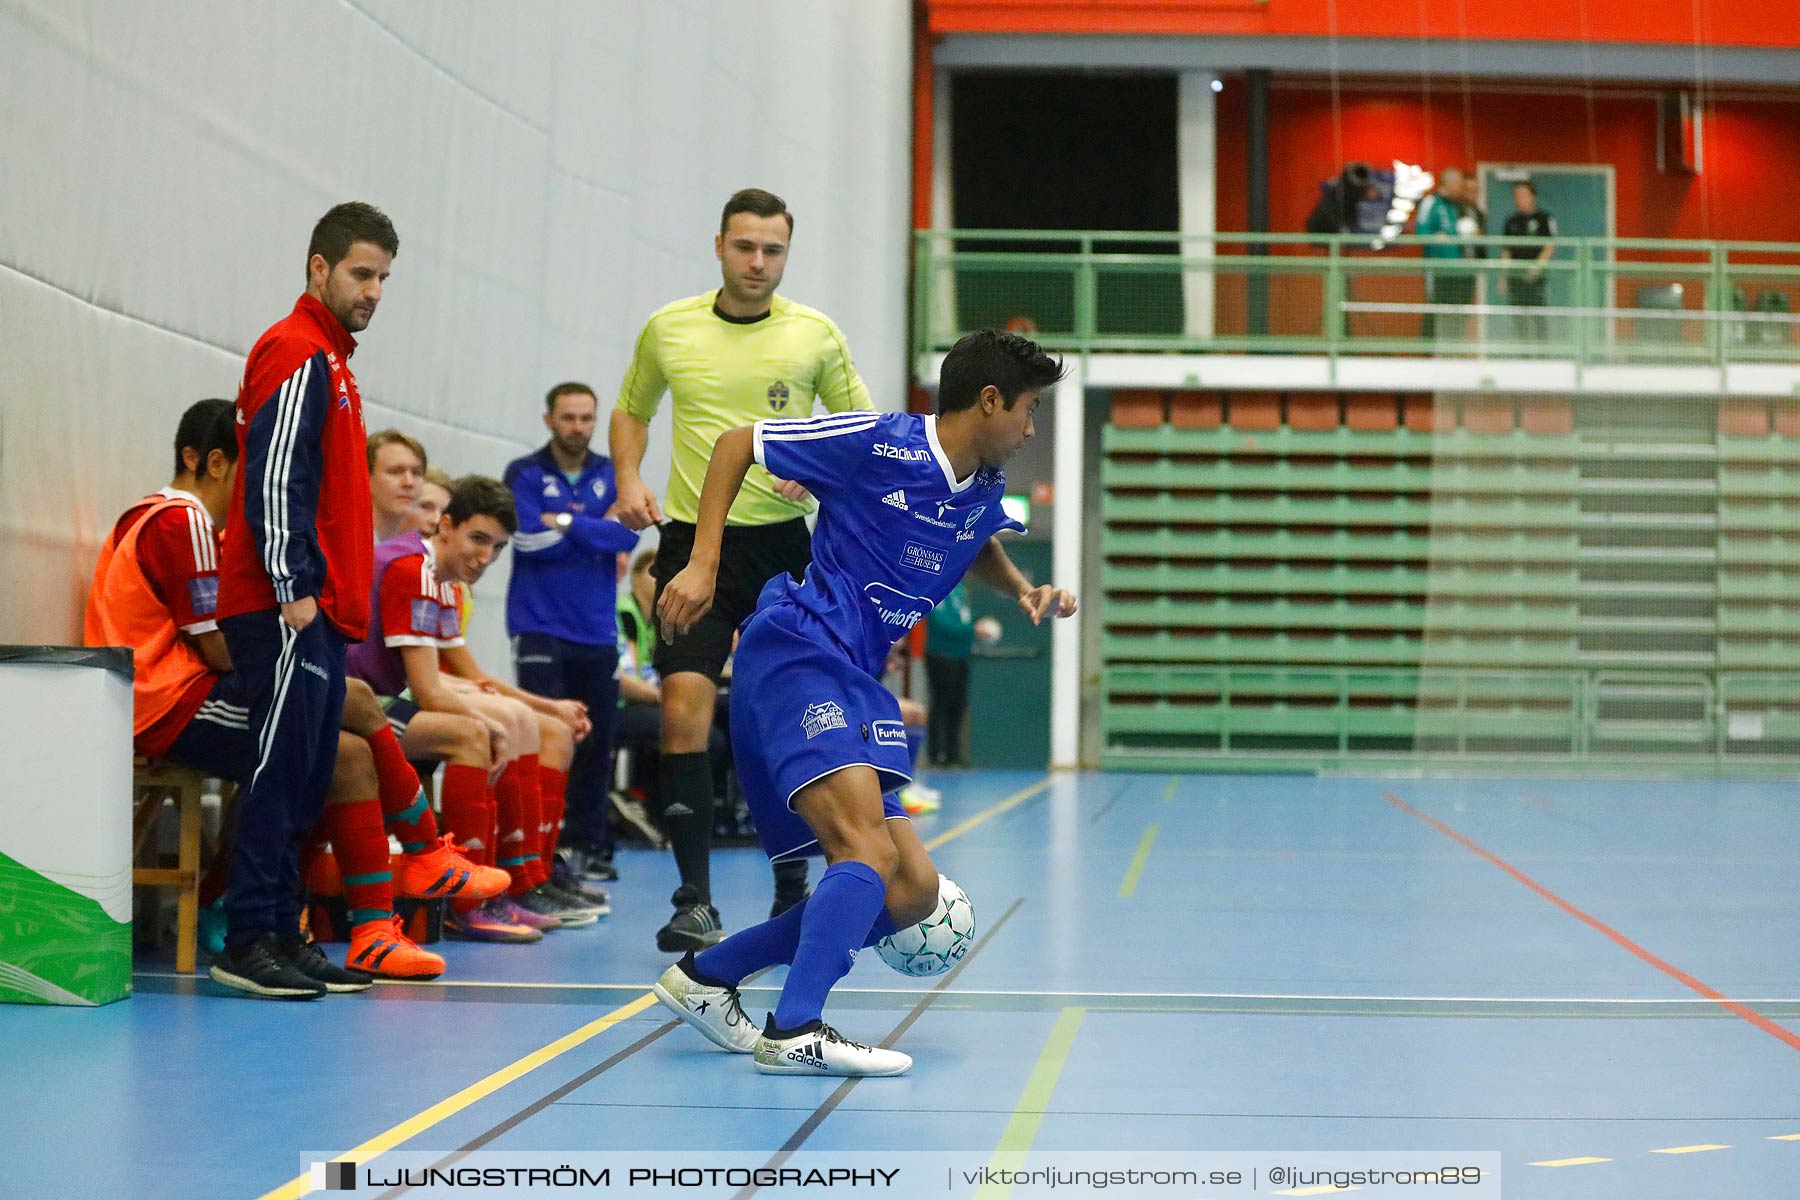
753, 1017, 912, 1076
652, 954, 759, 1052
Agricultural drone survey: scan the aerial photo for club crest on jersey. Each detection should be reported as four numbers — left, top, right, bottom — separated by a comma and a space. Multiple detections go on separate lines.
956, 505, 986, 541
801, 701, 847, 740
767, 381, 790, 412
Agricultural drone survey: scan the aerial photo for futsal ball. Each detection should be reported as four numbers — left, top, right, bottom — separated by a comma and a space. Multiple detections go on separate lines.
974, 616, 1003, 645
875, 875, 976, 976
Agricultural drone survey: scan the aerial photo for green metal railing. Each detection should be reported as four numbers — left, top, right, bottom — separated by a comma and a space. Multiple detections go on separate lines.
913, 230, 1800, 367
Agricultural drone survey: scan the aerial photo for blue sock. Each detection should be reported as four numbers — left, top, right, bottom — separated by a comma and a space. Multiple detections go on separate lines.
694, 899, 807, 985
694, 881, 907, 985
694, 896, 898, 987
772, 860, 888, 1030
905, 727, 926, 773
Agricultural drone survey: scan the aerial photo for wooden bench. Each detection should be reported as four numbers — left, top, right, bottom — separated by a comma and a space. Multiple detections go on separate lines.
131, 761, 221, 973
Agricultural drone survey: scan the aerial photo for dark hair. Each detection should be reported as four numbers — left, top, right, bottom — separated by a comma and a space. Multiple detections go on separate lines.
630, 549, 657, 577
308, 202, 399, 272
445, 475, 517, 535
720, 188, 793, 237
173, 398, 238, 477
936, 329, 1066, 415
366, 428, 426, 473
1513, 178, 1538, 196
544, 381, 597, 413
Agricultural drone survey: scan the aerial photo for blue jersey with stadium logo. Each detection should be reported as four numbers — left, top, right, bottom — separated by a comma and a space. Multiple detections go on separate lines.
750, 410, 1024, 677
728, 410, 1024, 859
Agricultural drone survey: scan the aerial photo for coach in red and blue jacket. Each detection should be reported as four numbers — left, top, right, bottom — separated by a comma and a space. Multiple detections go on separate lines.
210, 202, 397, 998
504, 383, 640, 873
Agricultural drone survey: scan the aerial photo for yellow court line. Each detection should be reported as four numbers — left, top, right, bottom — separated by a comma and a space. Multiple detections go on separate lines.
1529, 1157, 1613, 1167
256, 775, 1053, 1198
924, 776, 1054, 851
1161, 776, 1177, 803
1651, 1144, 1731, 1155
1118, 824, 1160, 899
1769, 1133, 1800, 1141
973, 1006, 1087, 1200
252, 993, 657, 1200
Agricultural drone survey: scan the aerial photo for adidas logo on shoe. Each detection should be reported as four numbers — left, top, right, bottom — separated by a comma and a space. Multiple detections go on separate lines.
787, 1039, 829, 1070
753, 1017, 912, 1076
881, 489, 908, 510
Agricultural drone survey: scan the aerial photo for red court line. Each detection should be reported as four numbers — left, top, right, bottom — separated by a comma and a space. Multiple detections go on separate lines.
1385, 792, 1800, 1056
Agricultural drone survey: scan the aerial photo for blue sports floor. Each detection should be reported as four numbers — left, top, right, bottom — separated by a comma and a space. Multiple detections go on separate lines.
5, 771, 1800, 1198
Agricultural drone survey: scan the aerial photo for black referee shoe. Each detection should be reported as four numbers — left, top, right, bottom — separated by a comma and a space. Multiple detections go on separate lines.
657, 885, 725, 952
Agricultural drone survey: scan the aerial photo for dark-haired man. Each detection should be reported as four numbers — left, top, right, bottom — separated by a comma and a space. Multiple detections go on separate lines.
211, 201, 397, 995
651, 328, 1077, 1076
610, 188, 873, 950
506, 382, 640, 881
88, 399, 242, 737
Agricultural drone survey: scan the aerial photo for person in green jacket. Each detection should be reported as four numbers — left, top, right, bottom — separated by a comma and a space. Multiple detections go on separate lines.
924, 582, 975, 766
1415, 167, 1479, 343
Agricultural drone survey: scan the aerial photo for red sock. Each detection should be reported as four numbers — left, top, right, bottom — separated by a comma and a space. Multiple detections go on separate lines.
517, 754, 548, 887
539, 764, 568, 872
440, 763, 492, 859
496, 756, 544, 895
366, 726, 438, 852
320, 796, 394, 933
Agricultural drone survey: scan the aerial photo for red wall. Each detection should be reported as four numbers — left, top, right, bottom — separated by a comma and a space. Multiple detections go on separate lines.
927, 0, 1800, 50
1216, 85, 1800, 243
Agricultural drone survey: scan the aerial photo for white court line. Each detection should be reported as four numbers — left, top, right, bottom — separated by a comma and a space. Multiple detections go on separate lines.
129, 972, 1800, 1004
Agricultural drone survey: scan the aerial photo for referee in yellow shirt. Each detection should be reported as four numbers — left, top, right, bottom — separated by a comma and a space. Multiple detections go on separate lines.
610, 188, 873, 951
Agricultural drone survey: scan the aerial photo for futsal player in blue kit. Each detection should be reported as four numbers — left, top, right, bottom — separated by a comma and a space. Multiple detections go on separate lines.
650, 329, 1077, 1076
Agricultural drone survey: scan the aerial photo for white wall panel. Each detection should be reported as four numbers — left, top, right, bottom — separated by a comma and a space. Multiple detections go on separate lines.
1, 0, 912, 668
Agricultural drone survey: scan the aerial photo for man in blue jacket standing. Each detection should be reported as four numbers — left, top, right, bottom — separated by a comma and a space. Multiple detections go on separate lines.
505, 382, 641, 879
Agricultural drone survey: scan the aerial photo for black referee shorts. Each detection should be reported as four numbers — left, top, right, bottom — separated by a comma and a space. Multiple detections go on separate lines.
651, 517, 812, 683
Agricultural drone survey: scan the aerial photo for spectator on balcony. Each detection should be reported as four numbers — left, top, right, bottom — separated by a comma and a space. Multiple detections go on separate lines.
1415, 167, 1479, 344
1500, 180, 1557, 343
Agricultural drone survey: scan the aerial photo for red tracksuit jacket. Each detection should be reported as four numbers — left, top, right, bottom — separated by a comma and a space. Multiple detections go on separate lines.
216, 293, 374, 640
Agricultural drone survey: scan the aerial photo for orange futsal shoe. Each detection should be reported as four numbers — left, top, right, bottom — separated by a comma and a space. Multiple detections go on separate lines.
347, 915, 446, 980
393, 835, 510, 901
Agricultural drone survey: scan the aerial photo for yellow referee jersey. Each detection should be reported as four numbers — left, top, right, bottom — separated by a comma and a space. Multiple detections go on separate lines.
616, 290, 873, 526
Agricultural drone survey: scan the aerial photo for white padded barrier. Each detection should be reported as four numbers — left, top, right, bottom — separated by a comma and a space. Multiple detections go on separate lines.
0, 0, 911, 666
